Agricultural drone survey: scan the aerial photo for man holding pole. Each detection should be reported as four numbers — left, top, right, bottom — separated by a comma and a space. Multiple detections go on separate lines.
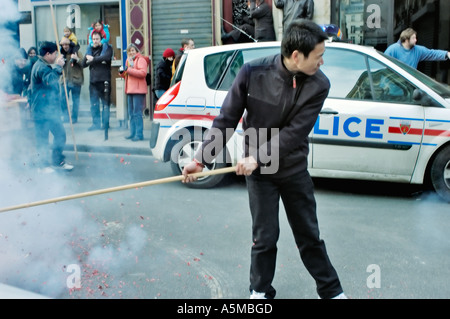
182, 19, 346, 299
29, 41, 74, 173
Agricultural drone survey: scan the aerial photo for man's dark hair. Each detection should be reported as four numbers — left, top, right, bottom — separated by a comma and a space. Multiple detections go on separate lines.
38, 41, 58, 56
92, 31, 103, 40
281, 19, 328, 58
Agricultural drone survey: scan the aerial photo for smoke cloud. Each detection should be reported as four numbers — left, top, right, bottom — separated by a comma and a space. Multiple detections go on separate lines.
0, 0, 147, 298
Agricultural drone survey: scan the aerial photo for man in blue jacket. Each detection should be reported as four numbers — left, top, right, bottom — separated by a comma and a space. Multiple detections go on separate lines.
182, 19, 346, 299
29, 41, 74, 173
385, 28, 449, 69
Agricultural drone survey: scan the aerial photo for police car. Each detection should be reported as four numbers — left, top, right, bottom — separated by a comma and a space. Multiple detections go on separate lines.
150, 41, 450, 203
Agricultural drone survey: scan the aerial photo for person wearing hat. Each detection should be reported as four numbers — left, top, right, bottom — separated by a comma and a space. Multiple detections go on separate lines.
118, 43, 149, 141
154, 48, 175, 99
29, 41, 74, 173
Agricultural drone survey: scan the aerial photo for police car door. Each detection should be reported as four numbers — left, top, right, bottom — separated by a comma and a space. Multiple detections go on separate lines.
312, 48, 424, 182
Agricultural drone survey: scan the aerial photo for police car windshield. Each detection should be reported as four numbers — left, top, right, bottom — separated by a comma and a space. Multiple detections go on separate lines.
381, 52, 450, 98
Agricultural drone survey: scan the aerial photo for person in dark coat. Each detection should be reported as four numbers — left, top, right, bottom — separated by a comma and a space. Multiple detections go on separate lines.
82, 31, 113, 131
154, 48, 175, 99
182, 19, 346, 300
222, 16, 256, 44
29, 41, 74, 172
60, 37, 84, 123
249, 0, 276, 41
274, 0, 315, 31
10, 48, 29, 96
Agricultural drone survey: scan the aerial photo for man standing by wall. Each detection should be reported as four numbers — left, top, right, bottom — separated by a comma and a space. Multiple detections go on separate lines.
29, 41, 74, 173
82, 31, 113, 133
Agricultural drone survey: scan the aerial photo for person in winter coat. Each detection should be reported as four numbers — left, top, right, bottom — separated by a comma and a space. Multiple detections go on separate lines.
61, 26, 80, 53
86, 20, 110, 56
9, 48, 29, 96
29, 41, 74, 173
119, 44, 149, 141
82, 31, 113, 131
154, 48, 175, 99
59, 37, 84, 123
274, 0, 315, 31
249, 0, 276, 42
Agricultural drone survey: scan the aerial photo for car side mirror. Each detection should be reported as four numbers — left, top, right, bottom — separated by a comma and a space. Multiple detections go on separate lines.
413, 89, 433, 106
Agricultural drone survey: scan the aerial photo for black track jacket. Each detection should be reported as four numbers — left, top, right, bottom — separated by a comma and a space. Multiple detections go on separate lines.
195, 53, 330, 178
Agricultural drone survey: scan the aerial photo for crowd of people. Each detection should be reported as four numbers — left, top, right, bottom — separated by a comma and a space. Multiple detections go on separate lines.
1, 20, 143, 174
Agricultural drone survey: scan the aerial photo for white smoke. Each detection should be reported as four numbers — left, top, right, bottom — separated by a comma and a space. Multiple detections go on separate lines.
0, 0, 147, 298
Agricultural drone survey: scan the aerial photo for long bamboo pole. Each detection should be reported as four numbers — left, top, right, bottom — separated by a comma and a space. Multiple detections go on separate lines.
0, 166, 236, 213
49, 0, 78, 160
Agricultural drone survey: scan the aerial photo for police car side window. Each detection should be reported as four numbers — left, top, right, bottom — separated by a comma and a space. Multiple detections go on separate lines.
322, 49, 370, 100
218, 47, 280, 91
368, 58, 417, 104
219, 51, 244, 91
204, 51, 236, 90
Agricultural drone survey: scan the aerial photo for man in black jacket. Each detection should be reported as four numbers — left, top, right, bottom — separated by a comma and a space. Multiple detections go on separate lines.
30, 41, 74, 172
249, 0, 276, 41
82, 31, 113, 131
275, 0, 315, 31
182, 19, 346, 299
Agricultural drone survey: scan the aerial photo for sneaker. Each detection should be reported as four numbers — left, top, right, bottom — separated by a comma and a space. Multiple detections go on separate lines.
38, 167, 55, 174
250, 291, 266, 299
319, 292, 348, 299
54, 161, 74, 171
332, 292, 348, 299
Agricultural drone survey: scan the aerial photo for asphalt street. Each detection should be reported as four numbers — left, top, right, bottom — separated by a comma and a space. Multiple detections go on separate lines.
1, 107, 449, 301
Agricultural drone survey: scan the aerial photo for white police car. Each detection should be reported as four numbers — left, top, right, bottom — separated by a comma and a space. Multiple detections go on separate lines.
150, 41, 450, 202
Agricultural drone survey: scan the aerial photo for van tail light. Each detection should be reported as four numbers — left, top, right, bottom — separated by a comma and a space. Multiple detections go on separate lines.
155, 81, 181, 111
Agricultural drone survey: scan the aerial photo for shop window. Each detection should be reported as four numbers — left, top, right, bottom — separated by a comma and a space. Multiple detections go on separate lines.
334, 0, 392, 50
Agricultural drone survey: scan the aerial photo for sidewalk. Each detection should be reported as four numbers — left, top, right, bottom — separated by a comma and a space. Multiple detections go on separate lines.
63, 108, 153, 156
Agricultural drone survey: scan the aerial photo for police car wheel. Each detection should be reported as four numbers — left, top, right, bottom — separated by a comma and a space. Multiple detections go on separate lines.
430, 145, 450, 203
170, 132, 228, 189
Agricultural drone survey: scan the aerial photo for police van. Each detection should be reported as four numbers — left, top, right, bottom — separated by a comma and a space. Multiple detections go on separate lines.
150, 41, 450, 203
